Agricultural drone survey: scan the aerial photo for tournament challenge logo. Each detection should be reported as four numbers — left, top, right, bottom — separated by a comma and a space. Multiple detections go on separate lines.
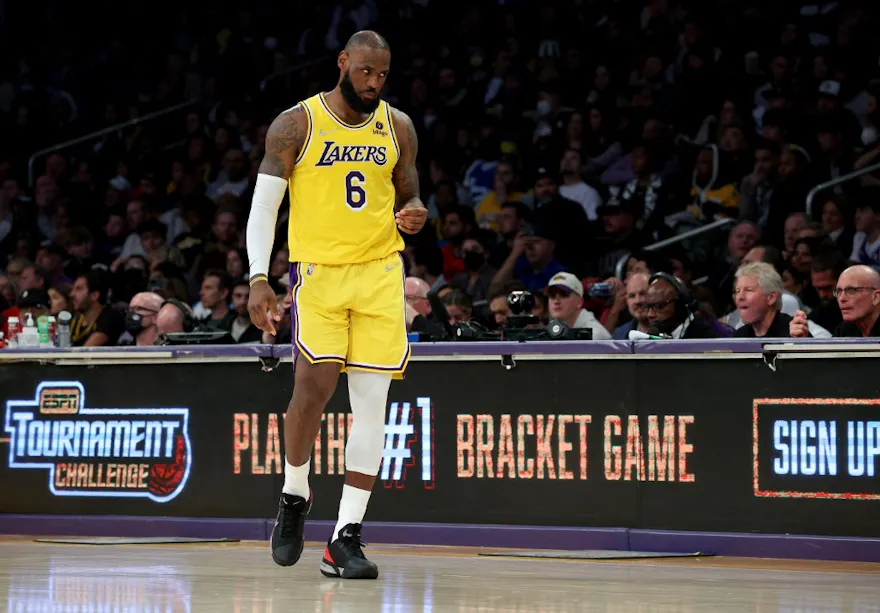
4, 381, 192, 503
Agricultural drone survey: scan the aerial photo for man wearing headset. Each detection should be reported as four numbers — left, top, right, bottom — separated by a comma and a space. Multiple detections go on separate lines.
644, 273, 725, 339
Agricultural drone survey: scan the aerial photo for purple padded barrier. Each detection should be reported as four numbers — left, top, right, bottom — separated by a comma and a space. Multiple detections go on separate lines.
302, 520, 629, 550
271, 341, 633, 359
0, 344, 274, 359
5, 338, 879, 361
0, 514, 268, 540
632, 338, 767, 354
632, 337, 880, 355
409, 340, 633, 356
630, 529, 880, 563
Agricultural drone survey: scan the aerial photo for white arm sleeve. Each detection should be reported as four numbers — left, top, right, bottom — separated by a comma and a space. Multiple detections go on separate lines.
246, 173, 288, 278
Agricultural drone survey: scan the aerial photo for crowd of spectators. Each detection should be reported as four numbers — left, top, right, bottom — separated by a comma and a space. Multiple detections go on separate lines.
2, 0, 880, 346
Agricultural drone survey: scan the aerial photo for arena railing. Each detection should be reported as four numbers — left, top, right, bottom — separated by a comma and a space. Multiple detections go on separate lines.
805, 161, 880, 219
613, 217, 737, 280
27, 99, 199, 188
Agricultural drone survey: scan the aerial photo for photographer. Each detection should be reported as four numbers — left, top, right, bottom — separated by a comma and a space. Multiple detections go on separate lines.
545, 273, 611, 340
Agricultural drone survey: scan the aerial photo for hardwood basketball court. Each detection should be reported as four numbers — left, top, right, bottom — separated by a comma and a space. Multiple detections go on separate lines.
2, 537, 879, 612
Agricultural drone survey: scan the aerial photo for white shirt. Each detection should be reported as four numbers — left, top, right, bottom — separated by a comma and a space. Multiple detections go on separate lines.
572, 308, 612, 340
559, 182, 604, 221
850, 232, 880, 272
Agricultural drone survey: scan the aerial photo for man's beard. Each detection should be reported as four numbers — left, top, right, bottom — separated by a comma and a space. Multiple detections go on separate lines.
340, 71, 381, 114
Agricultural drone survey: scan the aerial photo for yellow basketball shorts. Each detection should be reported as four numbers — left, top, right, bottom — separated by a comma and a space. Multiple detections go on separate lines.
288, 252, 410, 375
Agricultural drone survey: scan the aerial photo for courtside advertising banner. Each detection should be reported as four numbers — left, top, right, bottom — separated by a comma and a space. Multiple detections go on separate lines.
1, 357, 878, 537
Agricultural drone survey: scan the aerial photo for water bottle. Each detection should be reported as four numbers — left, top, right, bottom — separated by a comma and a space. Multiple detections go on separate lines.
37, 315, 51, 347
7, 316, 19, 348
57, 311, 72, 348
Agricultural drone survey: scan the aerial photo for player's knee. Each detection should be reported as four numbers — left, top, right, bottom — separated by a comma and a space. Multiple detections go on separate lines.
293, 359, 340, 407
345, 371, 392, 475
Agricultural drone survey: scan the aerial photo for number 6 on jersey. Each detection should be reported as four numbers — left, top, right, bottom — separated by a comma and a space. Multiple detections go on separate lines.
346, 171, 367, 210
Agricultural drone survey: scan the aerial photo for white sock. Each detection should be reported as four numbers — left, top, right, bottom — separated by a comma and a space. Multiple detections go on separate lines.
282, 457, 310, 498
332, 485, 371, 540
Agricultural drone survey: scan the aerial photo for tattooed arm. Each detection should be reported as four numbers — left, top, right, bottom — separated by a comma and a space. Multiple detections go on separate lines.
259, 105, 307, 179
390, 107, 427, 234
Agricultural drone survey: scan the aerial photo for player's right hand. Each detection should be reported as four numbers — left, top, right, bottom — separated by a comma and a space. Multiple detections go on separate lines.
789, 309, 810, 338
248, 279, 281, 335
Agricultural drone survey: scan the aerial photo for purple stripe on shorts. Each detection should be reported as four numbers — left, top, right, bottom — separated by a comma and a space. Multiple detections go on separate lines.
288, 263, 299, 371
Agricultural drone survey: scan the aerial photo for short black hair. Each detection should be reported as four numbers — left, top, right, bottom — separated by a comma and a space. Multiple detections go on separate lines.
203, 269, 232, 293
344, 31, 390, 53
79, 270, 110, 304
757, 244, 785, 276
441, 205, 476, 229
811, 251, 847, 277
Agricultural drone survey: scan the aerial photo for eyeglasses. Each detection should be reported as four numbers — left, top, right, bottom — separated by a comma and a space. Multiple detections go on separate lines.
645, 299, 674, 312
833, 286, 879, 298
405, 294, 427, 304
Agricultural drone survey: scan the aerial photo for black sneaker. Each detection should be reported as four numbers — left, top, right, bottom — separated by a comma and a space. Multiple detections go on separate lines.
270, 492, 311, 567
320, 523, 378, 579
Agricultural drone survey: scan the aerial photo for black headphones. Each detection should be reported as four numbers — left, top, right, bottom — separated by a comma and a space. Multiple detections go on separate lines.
648, 272, 696, 320
162, 298, 198, 333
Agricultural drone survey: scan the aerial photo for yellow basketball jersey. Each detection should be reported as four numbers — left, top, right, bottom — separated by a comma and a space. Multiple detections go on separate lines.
288, 93, 404, 265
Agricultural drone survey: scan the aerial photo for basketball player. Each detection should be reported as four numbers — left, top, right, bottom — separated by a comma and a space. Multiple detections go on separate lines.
245, 31, 427, 579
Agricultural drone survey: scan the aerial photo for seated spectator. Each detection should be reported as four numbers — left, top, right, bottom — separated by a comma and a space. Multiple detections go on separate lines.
850, 194, 880, 274
708, 220, 760, 315
545, 272, 611, 339
808, 252, 846, 332
69, 271, 124, 347
157, 299, 195, 337
492, 224, 566, 292
488, 202, 530, 269
49, 287, 70, 317
645, 273, 725, 339
475, 159, 525, 232
612, 272, 651, 339
733, 263, 791, 337
791, 265, 880, 338
405, 277, 445, 339
17, 288, 51, 323
199, 269, 235, 331
449, 237, 497, 306
442, 288, 472, 324
819, 195, 854, 257
124, 291, 163, 346
439, 206, 475, 281
723, 245, 822, 331
686, 145, 741, 224
558, 149, 603, 221
229, 281, 262, 343
529, 167, 592, 273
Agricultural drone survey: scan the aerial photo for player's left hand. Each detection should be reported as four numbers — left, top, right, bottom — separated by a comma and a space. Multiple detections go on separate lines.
395, 204, 427, 234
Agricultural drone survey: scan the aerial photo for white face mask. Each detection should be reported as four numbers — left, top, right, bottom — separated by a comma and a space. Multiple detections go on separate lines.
423, 114, 437, 129
536, 99, 551, 117
862, 126, 878, 146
